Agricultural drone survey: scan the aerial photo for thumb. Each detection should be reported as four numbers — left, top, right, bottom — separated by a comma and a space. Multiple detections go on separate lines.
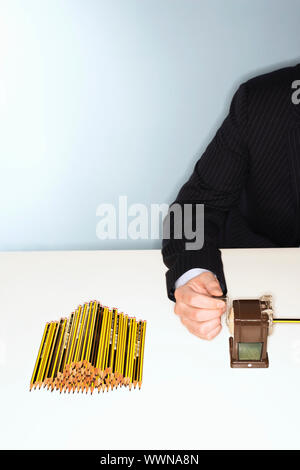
203, 273, 223, 297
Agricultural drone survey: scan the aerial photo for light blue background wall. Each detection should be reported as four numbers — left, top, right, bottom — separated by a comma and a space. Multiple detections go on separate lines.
0, 0, 299, 250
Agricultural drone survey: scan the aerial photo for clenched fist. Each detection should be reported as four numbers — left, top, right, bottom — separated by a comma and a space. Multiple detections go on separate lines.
174, 271, 226, 340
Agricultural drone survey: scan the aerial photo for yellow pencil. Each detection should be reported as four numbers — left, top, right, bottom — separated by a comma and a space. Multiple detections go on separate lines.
96, 307, 108, 373
129, 319, 138, 388
110, 310, 118, 376
43, 321, 60, 386
120, 315, 128, 383
85, 301, 98, 363
37, 322, 56, 387
66, 308, 80, 366
138, 321, 146, 389
74, 303, 88, 364
51, 319, 67, 384
52, 319, 67, 382
30, 301, 147, 394
115, 313, 123, 379
30, 322, 49, 390
102, 309, 112, 373
124, 318, 133, 384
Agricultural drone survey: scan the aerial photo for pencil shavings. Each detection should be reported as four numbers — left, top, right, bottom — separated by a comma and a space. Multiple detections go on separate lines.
29, 301, 146, 394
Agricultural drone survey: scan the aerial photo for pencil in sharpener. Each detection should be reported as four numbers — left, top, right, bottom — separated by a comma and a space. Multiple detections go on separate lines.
226, 295, 273, 368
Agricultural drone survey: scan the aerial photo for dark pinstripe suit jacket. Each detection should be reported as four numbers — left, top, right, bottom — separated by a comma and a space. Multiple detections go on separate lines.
162, 63, 300, 301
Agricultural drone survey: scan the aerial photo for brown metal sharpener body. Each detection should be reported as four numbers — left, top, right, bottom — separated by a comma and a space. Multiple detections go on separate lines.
229, 299, 269, 368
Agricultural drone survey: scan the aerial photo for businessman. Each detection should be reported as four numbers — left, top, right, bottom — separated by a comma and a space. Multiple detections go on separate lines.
162, 62, 300, 340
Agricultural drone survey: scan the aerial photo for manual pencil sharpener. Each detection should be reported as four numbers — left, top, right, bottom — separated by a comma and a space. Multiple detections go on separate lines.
226, 295, 274, 368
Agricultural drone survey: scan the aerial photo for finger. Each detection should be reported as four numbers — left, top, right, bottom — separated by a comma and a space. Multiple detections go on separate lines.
174, 302, 225, 322
175, 283, 207, 303
188, 271, 225, 301
204, 278, 223, 297
188, 271, 217, 292
177, 286, 226, 309
206, 324, 222, 340
180, 316, 221, 339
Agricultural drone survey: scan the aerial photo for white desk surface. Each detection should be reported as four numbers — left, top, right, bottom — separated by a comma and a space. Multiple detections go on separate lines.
0, 248, 300, 450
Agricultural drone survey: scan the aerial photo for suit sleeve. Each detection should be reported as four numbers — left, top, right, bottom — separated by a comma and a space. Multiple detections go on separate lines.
162, 82, 256, 301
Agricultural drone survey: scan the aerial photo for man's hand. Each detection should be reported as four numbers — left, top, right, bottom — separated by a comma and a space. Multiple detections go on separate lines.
174, 271, 226, 340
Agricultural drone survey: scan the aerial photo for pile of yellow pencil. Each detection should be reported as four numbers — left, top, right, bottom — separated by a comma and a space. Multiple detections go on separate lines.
30, 301, 146, 393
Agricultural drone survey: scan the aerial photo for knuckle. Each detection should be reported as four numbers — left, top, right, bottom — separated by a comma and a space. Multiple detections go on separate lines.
207, 326, 221, 340
202, 273, 215, 283
205, 335, 214, 341
191, 310, 201, 322
195, 311, 203, 322
188, 274, 203, 285
174, 287, 182, 301
204, 329, 215, 340
185, 293, 194, 305
198, 324, 208, 336
187, 327, 195, 336
174, 304, 179, 315
207, 279, 218, 287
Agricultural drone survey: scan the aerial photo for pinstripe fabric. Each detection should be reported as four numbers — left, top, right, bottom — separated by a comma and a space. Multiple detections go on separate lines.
162, 63, 300, 301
